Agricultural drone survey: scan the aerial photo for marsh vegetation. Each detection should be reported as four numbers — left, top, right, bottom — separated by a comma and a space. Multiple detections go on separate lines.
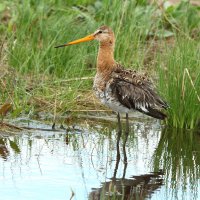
0, 0, 199, 129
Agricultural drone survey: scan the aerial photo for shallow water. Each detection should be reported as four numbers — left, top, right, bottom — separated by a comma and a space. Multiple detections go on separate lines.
0, 118, 200, 200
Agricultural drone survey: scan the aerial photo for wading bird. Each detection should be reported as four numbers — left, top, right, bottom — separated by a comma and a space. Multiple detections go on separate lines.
55, 26, 168, 132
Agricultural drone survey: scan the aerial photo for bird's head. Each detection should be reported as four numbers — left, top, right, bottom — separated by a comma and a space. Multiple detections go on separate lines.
55, 26, 115, 48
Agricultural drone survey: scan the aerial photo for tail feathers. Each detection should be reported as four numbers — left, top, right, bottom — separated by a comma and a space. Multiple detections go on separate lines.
138, 107, 167, 120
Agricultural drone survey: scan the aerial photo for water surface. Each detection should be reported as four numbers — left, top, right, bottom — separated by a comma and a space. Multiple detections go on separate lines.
0, 118, 199, 200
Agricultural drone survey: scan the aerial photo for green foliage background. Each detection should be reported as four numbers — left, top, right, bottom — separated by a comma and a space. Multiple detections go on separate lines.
0, 0, 200, 129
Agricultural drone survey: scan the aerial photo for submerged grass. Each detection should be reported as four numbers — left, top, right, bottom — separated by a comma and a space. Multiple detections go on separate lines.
0, 0, 200, 129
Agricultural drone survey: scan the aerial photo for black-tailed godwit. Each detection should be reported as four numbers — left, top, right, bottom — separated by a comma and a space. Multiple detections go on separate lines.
55, 26, 168, 132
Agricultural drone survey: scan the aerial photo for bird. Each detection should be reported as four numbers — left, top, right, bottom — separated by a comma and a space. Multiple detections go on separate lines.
55, 26, 168, 132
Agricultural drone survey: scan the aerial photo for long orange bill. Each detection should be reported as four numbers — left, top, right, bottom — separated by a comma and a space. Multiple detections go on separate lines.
55, 34, 95, 48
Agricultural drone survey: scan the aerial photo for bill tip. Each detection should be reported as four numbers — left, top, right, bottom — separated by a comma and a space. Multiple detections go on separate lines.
54, 44, 68, 48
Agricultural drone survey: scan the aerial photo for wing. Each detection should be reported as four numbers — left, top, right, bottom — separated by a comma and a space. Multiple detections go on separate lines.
109, 67, 168, 120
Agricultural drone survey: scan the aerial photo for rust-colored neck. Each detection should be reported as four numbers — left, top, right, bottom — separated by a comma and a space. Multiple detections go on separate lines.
97, 41, 116, 74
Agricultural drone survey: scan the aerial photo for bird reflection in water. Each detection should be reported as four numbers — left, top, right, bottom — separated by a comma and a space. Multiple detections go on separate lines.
0, 137, 9, 160
89, 130, 164, 200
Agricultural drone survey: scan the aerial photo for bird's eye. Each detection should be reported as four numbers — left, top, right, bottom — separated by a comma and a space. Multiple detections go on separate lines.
98, 30, 103, 34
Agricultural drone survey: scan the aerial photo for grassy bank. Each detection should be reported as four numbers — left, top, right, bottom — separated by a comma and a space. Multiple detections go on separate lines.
0, 0, 200, 129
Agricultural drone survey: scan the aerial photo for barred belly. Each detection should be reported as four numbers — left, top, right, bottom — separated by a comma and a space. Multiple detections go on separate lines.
93, 86, 130, 113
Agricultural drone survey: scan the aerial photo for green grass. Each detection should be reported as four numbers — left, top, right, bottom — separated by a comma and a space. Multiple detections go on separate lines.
158, 38, 200, 129
0, 0, 200, 129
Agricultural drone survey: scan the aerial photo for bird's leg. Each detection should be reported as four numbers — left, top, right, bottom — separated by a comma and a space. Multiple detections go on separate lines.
122, 137, 128, 178
113, 126, 121, 178
52, 122, 56, 130
117, 112, 122, 133
125, 113, 129, 134
122, 115, 129, 178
